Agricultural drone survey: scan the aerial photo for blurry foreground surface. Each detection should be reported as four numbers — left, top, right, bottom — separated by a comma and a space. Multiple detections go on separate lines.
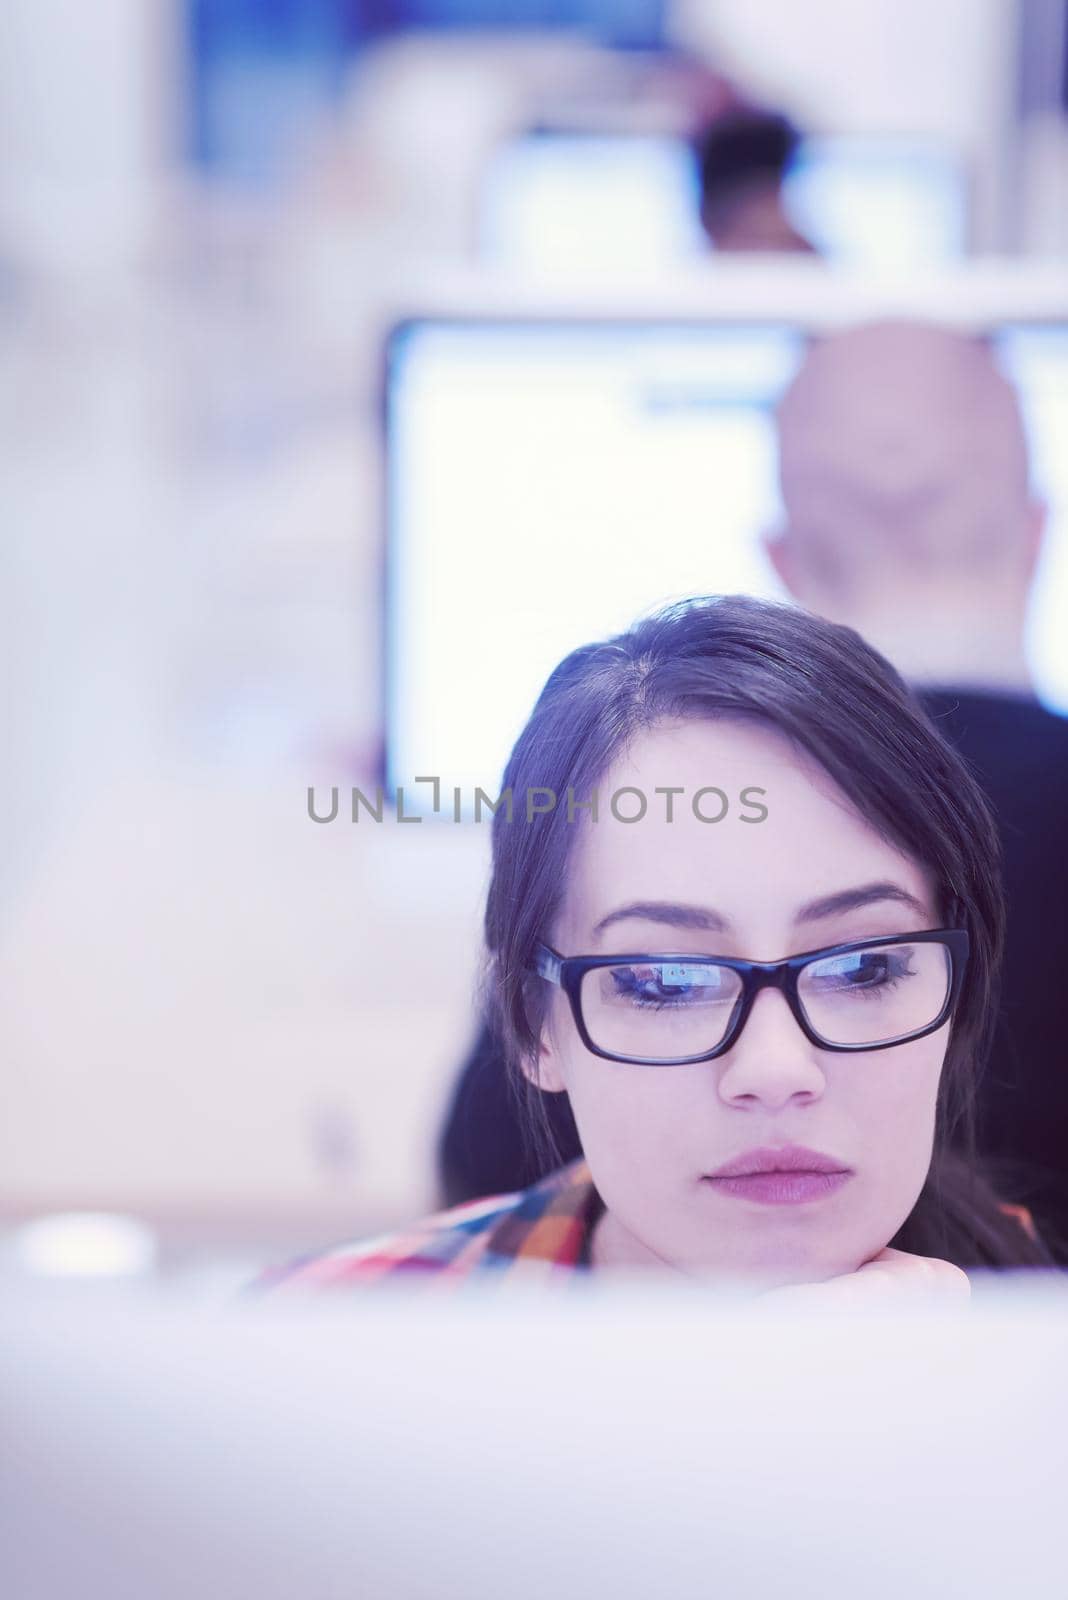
3, 1275, 1068, 1599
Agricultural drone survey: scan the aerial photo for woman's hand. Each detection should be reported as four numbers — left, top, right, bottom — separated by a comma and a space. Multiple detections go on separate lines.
755, 1247, 972, 1309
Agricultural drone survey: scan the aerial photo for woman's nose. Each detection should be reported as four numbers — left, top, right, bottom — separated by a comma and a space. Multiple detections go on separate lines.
715, 985, 828, 1108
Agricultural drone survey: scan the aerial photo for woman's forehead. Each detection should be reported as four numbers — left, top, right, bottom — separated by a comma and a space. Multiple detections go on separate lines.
558, 718, 936, 942
606, 717, 800, 786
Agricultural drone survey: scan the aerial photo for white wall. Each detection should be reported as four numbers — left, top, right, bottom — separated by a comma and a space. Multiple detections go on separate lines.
0, 0, 180, 274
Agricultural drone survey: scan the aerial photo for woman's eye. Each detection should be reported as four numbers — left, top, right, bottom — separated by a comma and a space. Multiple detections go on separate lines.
608, 964, 727, 1007
807, 950, 914, 994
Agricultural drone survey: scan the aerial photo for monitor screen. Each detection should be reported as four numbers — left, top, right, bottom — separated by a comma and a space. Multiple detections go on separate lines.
480, 131, 967, 273
384, 319, 1068, 812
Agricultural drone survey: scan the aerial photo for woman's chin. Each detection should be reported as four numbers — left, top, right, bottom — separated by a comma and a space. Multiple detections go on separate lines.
689, 1243, 872, 1293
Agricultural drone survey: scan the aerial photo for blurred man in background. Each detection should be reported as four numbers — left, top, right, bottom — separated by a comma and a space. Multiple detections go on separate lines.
441, 320, 1068, 1258
694, 108, 818, 254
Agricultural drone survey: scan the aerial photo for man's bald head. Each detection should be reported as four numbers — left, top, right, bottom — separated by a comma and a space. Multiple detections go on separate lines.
766, 319, 1045, 690
774, 320, 1036, 603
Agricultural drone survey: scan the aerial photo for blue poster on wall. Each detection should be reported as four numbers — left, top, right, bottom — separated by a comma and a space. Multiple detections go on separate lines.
184, 0, 667, 183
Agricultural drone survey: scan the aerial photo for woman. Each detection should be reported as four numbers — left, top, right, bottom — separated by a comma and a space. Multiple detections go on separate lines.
264, 596, 1051, 1297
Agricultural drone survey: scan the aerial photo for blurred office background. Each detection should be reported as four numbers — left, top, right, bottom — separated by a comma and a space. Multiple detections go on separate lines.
2, 0, 1067, 1293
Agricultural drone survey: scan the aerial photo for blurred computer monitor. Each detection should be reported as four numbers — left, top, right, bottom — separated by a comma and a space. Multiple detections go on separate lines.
3, 1282, 1067, 1600
480, 130, 967, 272
383, 316, 1068, 810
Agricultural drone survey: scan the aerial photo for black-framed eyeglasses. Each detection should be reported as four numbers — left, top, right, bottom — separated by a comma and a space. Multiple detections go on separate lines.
531, 929, 969, 1065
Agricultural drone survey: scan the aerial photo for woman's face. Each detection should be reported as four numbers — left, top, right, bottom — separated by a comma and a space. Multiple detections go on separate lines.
531, 718, 951, 1288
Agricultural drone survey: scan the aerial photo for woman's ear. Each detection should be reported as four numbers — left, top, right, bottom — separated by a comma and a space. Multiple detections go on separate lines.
519, 1034, 567, 1095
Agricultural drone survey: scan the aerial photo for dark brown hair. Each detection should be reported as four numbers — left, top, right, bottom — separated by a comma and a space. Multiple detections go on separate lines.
482, 594, 1052, 1268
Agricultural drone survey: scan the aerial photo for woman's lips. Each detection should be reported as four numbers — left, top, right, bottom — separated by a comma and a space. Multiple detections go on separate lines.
702, 1144, 853, 1205
702, 1170, 852, 1205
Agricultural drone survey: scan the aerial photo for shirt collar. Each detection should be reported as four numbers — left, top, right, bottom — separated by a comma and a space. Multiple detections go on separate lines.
483, 1157, 605, 1270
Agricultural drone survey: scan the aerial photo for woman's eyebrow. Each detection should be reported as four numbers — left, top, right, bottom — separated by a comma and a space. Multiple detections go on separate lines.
591, 882, 930, 939
793, 881, 931, 924
592, 902, 731, 936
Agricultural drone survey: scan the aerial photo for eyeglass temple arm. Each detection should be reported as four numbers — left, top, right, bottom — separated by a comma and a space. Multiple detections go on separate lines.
534, 944, 563, 985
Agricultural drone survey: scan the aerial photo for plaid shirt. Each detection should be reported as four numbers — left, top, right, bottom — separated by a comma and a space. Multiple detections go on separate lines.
256, 1159, 1039, 1293
257, 1158, 606, 1291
